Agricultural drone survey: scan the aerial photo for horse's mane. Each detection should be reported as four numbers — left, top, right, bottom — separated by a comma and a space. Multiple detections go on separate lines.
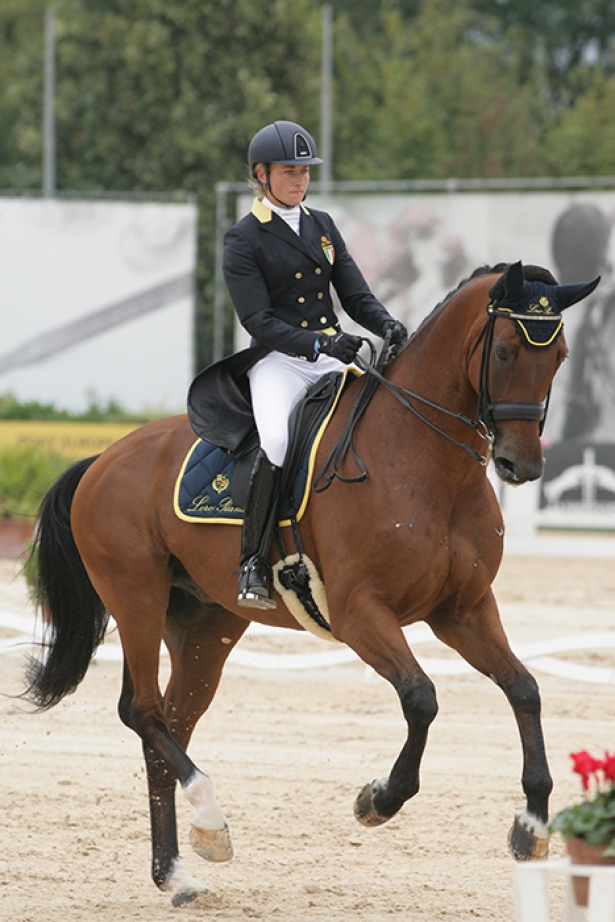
411, 262, 559, 339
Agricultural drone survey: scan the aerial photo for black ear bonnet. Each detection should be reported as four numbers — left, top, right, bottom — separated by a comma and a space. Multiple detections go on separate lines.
488, 260, 601, 348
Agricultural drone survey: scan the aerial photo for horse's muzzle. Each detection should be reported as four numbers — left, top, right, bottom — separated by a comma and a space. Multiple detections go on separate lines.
493, 440, 545, 485
488, 401, 547, 484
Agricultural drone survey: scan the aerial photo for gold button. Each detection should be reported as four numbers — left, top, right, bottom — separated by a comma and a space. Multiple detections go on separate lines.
320, 315, 327, 324
295, 272, 302, 279
301, 320, 308, 328
315, 268, 322, 275
317, 292, 324, 299
298, 296, 305, 303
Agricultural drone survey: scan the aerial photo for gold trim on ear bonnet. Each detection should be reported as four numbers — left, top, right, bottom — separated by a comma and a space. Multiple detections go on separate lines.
489, 260, 601, 348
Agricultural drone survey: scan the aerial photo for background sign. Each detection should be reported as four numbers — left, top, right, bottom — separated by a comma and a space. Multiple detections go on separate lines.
539, 443, 615, 529
0, 419, 140, 462
0, 198, 197, 414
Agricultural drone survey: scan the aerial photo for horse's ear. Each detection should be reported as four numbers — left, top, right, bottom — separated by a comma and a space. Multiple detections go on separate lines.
558, 276, 601, 310
503, 260, 525, 301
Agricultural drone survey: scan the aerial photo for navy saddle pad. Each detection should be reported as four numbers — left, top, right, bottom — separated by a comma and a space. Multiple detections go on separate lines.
174, 368, 359, 526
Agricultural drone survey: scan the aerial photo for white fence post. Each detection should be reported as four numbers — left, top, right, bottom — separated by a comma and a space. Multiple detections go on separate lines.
501, 479, 540, 539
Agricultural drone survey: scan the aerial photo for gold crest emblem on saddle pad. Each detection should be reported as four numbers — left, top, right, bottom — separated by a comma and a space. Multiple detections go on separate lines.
212, 474, 230, 494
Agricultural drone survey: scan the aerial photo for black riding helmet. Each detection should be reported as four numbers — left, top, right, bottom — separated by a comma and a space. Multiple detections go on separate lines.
248, 120, 323, 175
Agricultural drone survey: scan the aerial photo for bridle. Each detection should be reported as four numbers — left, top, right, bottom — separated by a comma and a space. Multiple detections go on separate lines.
474, 302, 560, 441
313, 303, 561, 492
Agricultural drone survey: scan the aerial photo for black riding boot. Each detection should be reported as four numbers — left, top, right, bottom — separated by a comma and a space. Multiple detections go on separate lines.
237, 449, 281, 609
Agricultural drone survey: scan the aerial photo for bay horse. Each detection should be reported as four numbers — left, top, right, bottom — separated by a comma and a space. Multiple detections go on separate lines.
25, 261, 597, 906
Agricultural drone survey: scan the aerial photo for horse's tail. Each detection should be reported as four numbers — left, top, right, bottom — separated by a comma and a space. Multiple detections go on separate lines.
25, 455, 109, 711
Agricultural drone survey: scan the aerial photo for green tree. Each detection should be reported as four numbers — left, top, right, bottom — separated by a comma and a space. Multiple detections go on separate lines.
470, 0, 615, 105
56, 0, 324, 365
545, 71, 615, 175
0, 0, 47, 189
328, 0, 422, 35
334, 0, 552, 180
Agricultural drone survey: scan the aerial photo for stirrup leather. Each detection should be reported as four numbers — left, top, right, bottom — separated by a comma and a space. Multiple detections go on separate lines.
237, 555, 276, 610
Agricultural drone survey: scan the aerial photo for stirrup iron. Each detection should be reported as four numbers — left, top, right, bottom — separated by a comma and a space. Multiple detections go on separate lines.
237, 555, 276, 610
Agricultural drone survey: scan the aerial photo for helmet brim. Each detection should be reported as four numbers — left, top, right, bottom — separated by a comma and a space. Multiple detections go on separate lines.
268, 157, 323, 166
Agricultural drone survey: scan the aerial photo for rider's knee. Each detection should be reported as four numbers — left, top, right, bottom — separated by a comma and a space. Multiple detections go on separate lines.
261, 435, 287, 468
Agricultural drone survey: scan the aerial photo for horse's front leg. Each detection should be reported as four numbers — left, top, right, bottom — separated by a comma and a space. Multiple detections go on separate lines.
333, 602, 439, 826
354, 669, 439, 826
429, 590, 552, 861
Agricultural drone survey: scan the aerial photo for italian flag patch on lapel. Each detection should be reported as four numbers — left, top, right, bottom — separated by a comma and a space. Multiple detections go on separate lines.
321, 235, 335, 264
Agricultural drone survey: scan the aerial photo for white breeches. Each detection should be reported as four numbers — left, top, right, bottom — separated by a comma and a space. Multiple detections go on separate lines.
248, 351, 347, 467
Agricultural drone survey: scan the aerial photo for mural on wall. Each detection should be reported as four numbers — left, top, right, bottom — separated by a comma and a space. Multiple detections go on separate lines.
0, 198, 197, 414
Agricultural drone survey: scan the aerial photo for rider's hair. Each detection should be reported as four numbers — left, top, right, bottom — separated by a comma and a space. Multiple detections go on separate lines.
247, 162, 268, 196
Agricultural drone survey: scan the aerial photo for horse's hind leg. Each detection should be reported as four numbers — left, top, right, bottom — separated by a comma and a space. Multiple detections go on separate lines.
429, 591, 552, 860
118, 663, 187, 895
118, 662, 203, 906
99, 547, 243, 904
119, 598, 248, 907
162, 602, 249, 866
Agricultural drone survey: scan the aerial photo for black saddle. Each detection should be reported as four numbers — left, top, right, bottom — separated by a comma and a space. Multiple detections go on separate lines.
232, 371, 353, 509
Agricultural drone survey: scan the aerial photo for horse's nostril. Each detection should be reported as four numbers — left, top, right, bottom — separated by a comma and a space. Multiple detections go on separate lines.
495, 456, 520, 483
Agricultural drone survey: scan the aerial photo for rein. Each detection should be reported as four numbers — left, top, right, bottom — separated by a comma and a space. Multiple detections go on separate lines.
313, 332, 491, 494
313, 339, 386, 492
312, 304, 559, 492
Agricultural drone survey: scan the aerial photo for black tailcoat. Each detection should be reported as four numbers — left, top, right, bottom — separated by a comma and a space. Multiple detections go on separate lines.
188, 197, 392, 450
223, 196, 391, 359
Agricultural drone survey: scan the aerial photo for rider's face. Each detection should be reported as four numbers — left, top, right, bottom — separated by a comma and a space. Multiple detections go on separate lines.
258, 163, 310, 207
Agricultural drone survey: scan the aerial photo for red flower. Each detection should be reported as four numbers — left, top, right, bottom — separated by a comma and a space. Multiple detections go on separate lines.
603, 752, 615, 785
570, 750, 602, 791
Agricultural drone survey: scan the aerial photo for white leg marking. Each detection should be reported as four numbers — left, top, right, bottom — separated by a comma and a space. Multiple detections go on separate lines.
162, 857, 211, 908
183, 771, 234, 862
515, 809, 548, 841
183, 771, 227, 830
508, 809, 550, 861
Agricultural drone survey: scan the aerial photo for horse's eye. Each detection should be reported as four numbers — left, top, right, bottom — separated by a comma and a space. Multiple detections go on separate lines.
494, 345, 511, 362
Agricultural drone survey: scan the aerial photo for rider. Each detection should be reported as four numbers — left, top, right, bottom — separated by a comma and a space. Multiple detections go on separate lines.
223, 120, 408, 609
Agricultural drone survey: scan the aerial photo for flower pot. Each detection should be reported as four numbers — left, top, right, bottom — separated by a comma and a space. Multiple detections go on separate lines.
565, 836, 615, 906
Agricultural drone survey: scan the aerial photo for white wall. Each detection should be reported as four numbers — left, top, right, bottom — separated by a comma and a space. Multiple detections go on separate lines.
0, 198, 197, 414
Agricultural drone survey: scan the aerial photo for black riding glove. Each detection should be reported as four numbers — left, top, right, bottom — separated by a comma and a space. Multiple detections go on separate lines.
381, 319, 408, 357
317, 331, 363, 364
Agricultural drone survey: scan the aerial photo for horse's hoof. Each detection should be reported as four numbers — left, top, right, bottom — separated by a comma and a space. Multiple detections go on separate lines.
190, 823, 234, 862
354, 780, 391, 827
163, 857, 214, 906
508, 810, 549, 861
171, 886, 210, 908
